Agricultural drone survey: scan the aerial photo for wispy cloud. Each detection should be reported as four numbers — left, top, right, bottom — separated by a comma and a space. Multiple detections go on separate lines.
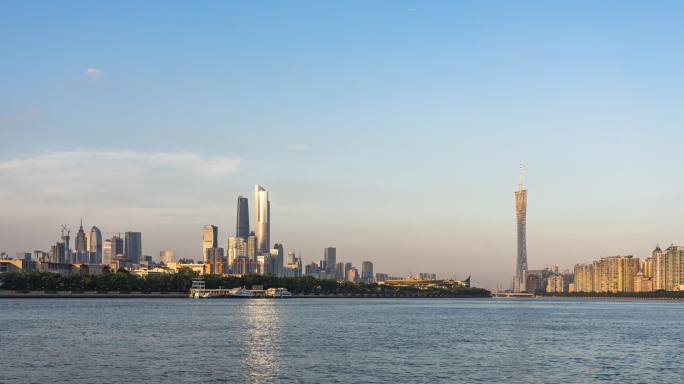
0, 149, 241, 219
282, 144, 310, 151
84, 67, 103, 78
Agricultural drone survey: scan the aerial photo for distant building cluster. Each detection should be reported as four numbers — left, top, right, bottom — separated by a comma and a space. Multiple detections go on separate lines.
300, 248, 376, 283
511, 170, 684, 295
0, 184, 423, 283
571, 245, 684, 293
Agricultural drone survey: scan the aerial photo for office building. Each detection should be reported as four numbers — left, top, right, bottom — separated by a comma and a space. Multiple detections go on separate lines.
347, 267, 359, 282
202, 225, 218, 263
335, 262, 345, 281
75, 219, 88, 263
125, 232, 142, 264
285, 253, 302, 277
88, 226, 102, 264
361, 261, 373, 283
323, 247, 336, 279
228, 236, 247, 271
206, 247, 225, 274
103, 239, 112, 266
236, 196, 250, 239
254, 185, 270, 254
344, 262, 352, 281
270, 243, 284, 277
247, 232, 257, 259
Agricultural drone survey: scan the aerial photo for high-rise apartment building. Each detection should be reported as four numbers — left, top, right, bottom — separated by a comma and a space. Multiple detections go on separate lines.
652, 245, 684, 291
546, 274, 564, 293
236, 196, 250, 239
202, 225, 218, 263
573, 255, 640, 293
514, 172, 528, 292
125, 231, 142, 264
254, 185, 270, 254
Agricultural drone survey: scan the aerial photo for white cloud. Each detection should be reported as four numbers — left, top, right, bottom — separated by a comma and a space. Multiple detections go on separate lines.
84, 68, 103, 78
0, 149, 241, 217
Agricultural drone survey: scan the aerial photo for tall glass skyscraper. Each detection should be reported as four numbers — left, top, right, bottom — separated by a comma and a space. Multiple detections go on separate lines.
324, 247, 336, 278
254, 185, 270, 254
236, 196, 250, 239
125, 231, 142, 264
514, 173, 528, 292
88, 226, 102, 264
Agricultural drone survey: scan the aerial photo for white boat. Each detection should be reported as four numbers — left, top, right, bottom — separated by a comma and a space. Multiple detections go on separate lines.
266, 288, 292, 298
229, 287, 254, 298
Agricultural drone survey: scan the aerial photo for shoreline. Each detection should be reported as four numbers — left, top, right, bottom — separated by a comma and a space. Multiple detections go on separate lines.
537, 295, 684, 301
0, 290, 490, 299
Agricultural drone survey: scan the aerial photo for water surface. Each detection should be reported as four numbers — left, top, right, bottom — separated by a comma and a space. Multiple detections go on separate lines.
1, 298, 682, 383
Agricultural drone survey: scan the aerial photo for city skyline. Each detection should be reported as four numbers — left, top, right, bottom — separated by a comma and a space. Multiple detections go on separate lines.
2, 2, 684, 289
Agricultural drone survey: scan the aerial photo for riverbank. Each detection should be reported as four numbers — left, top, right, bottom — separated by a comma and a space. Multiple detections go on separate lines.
0, 290, 491, 299
0, 291, 187, 298
538, 294, 684, 301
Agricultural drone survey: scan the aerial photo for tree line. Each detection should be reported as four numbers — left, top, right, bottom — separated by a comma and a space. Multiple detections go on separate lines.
0, 269, 491, 297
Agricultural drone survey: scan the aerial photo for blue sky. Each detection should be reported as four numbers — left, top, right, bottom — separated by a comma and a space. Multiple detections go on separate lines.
1, 1, 683, 288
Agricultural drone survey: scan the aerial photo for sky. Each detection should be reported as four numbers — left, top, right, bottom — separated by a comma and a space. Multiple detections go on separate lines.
1, 1, 683, 289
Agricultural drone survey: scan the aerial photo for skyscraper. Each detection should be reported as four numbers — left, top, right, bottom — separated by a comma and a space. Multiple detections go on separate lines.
202, 225, 218, 263
228, 236, 247, 271
361, 261, 374, 283
344, 262, 352, 281
125, 231, 142, 264
514, 171, 528, 292
103, 239, 112, 266
111, 234, 124, 257
254, 185, 270, 254
270, 243, 284, 277
88, 226, 102, 264
236, 196, 250, 239
324, 247, 336, 279
75, 219, 87, 262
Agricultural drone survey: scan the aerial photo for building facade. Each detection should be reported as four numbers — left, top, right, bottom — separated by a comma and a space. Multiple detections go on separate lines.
236, 196, 250, 239
254, 185, 270, 255
514, 174, 528, 292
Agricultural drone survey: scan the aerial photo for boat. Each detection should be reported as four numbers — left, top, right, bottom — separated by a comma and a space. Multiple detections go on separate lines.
266, 288, 292, 298
229, 287, 254, 298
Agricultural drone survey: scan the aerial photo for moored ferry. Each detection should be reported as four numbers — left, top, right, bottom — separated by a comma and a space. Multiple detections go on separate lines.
266, 288, 292, 298
228, 287, 254, 298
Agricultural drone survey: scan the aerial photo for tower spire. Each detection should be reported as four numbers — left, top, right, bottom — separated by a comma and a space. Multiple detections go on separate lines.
518, 162, 524, 191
